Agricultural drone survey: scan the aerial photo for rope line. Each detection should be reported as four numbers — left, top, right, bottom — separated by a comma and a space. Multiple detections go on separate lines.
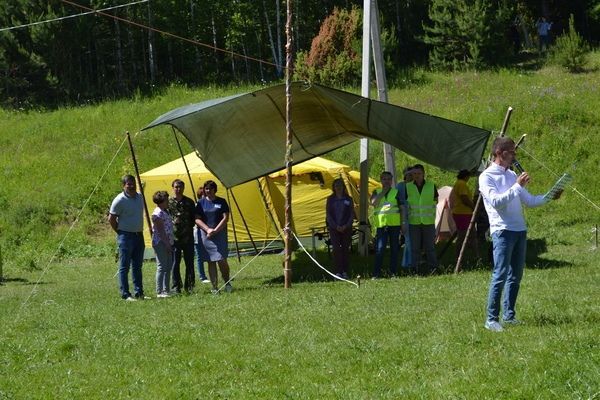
0, 0, 148, 32
15, 135, 129, 324
518, 145, 600, 211
216, 233, 283, 293
59, 0, 284, 72
292, 232, 358, 287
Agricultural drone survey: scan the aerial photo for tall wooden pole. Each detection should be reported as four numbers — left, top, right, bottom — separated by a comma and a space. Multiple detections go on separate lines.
454, 107, 513, 273
283, 0, 293, 288
126, 131, 152, 238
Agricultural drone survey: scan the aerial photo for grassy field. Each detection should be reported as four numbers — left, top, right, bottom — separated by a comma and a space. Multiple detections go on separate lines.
1, 248, 598, 399
1, 54, 600, 398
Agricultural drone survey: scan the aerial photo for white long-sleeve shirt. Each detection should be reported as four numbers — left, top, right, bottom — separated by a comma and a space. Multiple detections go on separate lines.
479, 163, 548, 234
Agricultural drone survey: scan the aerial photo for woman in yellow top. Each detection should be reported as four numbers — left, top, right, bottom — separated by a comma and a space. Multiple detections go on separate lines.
451, 170, 479, 261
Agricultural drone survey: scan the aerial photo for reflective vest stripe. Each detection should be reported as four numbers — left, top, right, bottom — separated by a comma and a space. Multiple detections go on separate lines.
373, 188, 401, 227
407, 182, 436, 225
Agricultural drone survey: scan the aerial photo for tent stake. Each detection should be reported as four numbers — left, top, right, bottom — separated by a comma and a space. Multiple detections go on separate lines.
126, 131, 153, 238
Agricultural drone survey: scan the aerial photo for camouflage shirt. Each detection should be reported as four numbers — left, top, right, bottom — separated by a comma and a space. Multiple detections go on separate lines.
168, 195, 196, 244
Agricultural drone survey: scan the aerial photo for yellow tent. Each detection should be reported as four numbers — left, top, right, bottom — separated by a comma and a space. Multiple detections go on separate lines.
140, 153, 379, 250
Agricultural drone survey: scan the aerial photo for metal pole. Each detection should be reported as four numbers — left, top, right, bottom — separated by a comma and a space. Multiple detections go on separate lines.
229, 187, 259, 255
455, 106, 513, 273
172, 126, 197, 202
370, 0, 395, 182
226, 189, 242, 262
358, 0, 372, 257
126, 131, 152, 238
283, 0, 293, 288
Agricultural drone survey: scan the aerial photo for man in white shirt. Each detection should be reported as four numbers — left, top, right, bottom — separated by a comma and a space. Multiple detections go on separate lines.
479, 137, 562, 332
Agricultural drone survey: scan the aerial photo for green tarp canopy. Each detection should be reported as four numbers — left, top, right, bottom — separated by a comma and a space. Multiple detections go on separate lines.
142, 82, 491, 188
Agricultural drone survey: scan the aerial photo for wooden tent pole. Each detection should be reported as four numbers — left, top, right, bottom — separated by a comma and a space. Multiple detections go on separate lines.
455, 107, 513, 274
126, 131, 152, 238
172, 126, 197, 202
283, 0, 293, 288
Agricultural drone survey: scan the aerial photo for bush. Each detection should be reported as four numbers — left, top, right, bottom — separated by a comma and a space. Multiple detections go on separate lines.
294, 7, 362, 86
550, 14, 589, 72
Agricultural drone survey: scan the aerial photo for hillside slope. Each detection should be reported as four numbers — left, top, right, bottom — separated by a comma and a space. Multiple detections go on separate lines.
1, 58, 599, 271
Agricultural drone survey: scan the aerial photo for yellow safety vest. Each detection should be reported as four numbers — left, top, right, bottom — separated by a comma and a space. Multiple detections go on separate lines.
372, 188, 401, 228
407, 181, 436, 225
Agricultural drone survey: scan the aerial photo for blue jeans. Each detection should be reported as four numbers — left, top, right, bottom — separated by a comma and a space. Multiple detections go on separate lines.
153, 241, 172, 294
117, 231, 145, 299
373, 226, 400, 277
486, 230, 527, 322
195, 230, 207, 280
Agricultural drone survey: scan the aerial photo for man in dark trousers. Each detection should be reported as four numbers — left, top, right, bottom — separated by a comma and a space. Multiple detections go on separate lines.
406, 164, 439, 275
169, 179, 196, 293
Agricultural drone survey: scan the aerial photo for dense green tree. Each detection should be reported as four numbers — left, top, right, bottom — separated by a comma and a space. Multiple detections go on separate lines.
423, 0, 513, 70
1, 0, 599, 107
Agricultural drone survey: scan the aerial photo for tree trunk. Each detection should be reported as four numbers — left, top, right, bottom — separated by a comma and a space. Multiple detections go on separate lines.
255, 31, 265, 82
242, 42, 250, 81
276, 0, 283, 77
190, 0, 202, 78
211, 12, 220, 75
114, 18, 125, 93
147, 0, 156, 83
263, 0, 282, 77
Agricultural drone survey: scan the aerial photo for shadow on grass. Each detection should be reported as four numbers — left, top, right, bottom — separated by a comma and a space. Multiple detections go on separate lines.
262, 249, 375, 285
262, 236, 574, 285
0, 277, 30, 284
435, 237, 573, 273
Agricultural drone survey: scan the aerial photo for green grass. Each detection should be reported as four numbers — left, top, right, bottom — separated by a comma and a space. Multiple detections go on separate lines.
1, 54, 600, 398
1, 248, 598, 399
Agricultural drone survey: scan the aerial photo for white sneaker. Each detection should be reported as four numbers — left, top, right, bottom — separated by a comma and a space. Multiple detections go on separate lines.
503, 318, 522, 326
484, 320, 504, 332
157, 292, 170, 298
201, 278, 211, 284
124, 296, 137, 302
225, 283, 233, 293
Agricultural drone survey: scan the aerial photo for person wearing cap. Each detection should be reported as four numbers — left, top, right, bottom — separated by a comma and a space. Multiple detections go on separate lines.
108, 175, 147, 301
406, 164, 439, 275
371, 171, 406, 278
396, 166, 414, 270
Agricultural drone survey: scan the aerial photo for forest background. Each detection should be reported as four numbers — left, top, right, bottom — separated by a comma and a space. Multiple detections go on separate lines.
2, 0, 600, 108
